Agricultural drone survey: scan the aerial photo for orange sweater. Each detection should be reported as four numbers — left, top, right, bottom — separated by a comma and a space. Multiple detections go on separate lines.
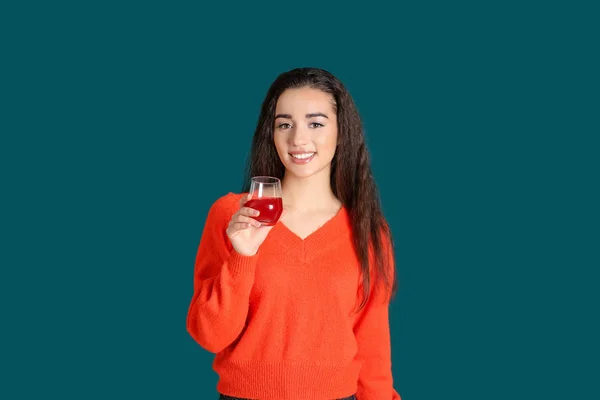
186, 193, 401, 400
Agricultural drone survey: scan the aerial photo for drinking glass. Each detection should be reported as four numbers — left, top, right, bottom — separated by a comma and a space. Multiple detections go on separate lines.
245, 176, 283, 226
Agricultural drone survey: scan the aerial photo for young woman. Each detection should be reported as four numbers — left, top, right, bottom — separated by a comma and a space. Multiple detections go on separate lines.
186, 67, 402, 400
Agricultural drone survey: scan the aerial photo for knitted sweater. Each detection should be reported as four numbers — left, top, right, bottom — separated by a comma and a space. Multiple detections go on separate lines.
186, 193, 401, 400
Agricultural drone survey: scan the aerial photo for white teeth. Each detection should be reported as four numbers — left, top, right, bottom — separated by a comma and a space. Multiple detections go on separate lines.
291, 153, 315, 159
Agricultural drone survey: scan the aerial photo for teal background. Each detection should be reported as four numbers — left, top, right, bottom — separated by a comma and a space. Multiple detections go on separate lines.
1, 1, 598, 399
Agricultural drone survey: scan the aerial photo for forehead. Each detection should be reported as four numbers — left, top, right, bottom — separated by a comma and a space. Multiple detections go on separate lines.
275, 87, 335, 115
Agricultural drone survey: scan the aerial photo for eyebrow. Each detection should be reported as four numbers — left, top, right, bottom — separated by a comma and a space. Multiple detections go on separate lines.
274, 113, 329, 120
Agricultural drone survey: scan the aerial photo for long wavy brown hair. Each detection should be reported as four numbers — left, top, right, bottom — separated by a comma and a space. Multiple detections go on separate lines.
242, 67, 397, 310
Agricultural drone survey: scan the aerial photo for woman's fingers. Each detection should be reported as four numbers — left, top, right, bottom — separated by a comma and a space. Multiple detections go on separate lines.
226, 194, 262, 237
234, 214, 261, 227
231, 222, 250, 230
227, 220, 249, 233
237, 194, 259, 217
239, 207, 259, 217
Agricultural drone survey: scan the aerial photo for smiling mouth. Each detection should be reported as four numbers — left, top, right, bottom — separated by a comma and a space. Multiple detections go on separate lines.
289, 152, 316, 164
290, 152, 316, 160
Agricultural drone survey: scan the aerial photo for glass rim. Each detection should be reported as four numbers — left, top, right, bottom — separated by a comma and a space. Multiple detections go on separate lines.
251, 176, 281, 184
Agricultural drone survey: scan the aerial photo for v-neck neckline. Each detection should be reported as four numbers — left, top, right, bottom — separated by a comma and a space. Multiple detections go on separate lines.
275, 205, 348, 246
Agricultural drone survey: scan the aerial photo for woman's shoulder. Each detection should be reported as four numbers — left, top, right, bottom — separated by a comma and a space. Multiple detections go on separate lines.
208, 192, 246, 218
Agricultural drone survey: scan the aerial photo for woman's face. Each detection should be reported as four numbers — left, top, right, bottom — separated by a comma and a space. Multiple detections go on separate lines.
273, 87, 338, 180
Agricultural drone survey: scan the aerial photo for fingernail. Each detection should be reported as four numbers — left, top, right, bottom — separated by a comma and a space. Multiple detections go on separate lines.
254, 210, 260, 216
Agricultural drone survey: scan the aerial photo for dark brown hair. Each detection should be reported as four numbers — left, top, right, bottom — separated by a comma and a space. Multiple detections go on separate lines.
242, 67, 397, 310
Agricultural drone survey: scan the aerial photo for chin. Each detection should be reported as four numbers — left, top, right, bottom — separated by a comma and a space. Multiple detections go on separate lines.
284, 162, 330, 180
282, 165, 311, 178
289, 169, 318, 179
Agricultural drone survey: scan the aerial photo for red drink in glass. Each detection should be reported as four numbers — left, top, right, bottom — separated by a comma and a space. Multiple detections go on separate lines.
245, 197, 283, 226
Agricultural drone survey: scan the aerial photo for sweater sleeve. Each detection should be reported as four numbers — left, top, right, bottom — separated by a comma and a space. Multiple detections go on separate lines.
186, 194, 259, 353
353, 236, 402, 400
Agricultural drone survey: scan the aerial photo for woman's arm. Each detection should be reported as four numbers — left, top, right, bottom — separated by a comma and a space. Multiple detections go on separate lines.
353, 236, 402, 400
186, 194, 258, 353
353, 291, 401, 399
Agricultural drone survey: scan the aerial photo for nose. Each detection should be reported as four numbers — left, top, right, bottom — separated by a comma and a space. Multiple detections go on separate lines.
291, 125, 310, 146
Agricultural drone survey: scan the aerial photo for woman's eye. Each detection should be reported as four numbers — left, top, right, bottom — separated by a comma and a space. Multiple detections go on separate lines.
310, 122, 324, 128
278, 123, 292, 130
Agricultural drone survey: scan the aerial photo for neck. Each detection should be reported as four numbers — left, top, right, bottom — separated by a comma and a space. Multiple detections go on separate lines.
281, 167, 339, 212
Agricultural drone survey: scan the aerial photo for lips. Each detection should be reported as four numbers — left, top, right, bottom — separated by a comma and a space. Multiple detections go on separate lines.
289, 152, 316, 164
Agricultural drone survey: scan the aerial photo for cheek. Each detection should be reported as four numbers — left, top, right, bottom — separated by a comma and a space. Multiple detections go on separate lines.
317, 130, 338, 152
273, 135, 284, 153
273, 135, 290, 162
